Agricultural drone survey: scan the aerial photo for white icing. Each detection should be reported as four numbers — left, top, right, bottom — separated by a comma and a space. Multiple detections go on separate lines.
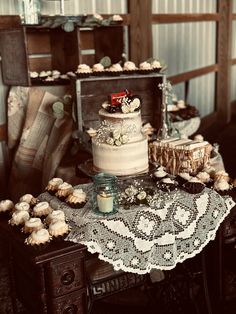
123, 61, 137, 71
72, 189, 86, 201
76, 64, 92, 73
179, 173, 192, 181
112, 14, 123, 21
27, 228, 50, 244
139, 61, 152, 70
108, 63, 123, 72
58, 182, 73, 190
15, 202, 30, 211
10, 210, 30, 225
161, 178, 175, 184
92, 63, 104, 72
30, 71, 39, 78
19, 194, 34, 203
194, 134, 204, 142
34, 201, 49, 211
49, 220, 69, 236
48, 177, 63, 186
154, 170, 167, 178
188, 177, 202, 184
177, 100, 186, 109
214, 179, 230, 191
196, 171, 211, 183
151, 60, 161, 69
0, 199, 14, 212
25, 217, 42, 228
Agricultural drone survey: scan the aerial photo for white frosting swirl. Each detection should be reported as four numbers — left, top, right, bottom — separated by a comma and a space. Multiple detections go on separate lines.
15, 202, 30, 212
58, 182, 73, 190
0, 199, 14, 212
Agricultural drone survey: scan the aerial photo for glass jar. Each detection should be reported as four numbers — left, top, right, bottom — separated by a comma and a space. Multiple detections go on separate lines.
17, 0, 41, 25
92, 173, 118, 215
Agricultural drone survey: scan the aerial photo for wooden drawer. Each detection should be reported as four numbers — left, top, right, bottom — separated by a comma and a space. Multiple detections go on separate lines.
49, 288, 87, 314
45, 253, 85, 297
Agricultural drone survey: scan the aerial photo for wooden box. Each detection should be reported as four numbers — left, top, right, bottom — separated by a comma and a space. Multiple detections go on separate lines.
0, 25, 124, 86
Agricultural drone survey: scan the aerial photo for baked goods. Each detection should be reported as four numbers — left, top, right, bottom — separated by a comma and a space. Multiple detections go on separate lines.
213, 170, 230, 183
56, 182, 73, 201
176, 172, 192, 186
19, 194, 38, 206
66, 188, 87, 208
196, 171, 211, 185
14, 202, 30, 212
183, 177, 205, 194
45, 210, 66, 225
45, 177, 63, 195
152, 167, 168, 181
151, 60, 162, 72
123, 61, 137, 74
48, 220, 70, 237
22, 217, 44, 234
92, 93, 148, 176
213, 179, 231, 195
106, 63, 123, 76
25, 228, 51, 246
9, 210, 30, 226
92, 63, 105, 76
32, 201, 53, 217
149, 138, 212, 175
76, 64, 92, 77
0, 199, 14, 216
158, 177, 177, 192
138, 61, 152, 74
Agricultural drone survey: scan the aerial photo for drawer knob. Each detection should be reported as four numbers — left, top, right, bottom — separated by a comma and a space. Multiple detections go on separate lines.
63, 304, 77, 314
61, 270, 75, 285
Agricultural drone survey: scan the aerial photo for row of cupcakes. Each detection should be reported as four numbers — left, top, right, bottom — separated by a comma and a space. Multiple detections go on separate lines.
45, 177, 87, 208
151, 165, 234, 195
71, 59, 163, 78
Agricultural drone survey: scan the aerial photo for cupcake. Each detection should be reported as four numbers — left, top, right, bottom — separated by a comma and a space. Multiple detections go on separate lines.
48, 220, 70, 238
76, 64, 92, 78
183, 177, 205, 194
25, 228, 51, 246
176, 172, 192, 186
45, 177, 64, 195
56, 182, 73, 201
0, 199, 14, 217
14, 202, 31, 212
158, 177, 177, 192
111, 14, 123, 24
19, 194, 38, 207
66, 188, 87, 208
152, 167, 168, 182
32, 201, 53, 218
213, 170, 230, 183
196, 171, 211, 186
9, 210, 30, 226
151, 60, 162, 72
22, 217, 44, 234
123, 61, 137, 74
213, 179, 231, 195
106, 63, 123, 76
45, 210, 66, 225
92, 63, 105, 76
138, 61, 153, 74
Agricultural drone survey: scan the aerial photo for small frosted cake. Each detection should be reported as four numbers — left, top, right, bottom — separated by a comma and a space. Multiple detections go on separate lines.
14, 202, 30, 212
45, 210, 66, 225
92, 63, 105, 76
48, 220, 70, 238
19, 194, 38, 206
213, 179, 231, 195
66, 188, 87, 208
123, 61, 137, 74
0, 199, 14, 216
45, 177, 64, 195
56, 182, 73, 201
151, 60, 162, 72
106, 63, 123, 76
9, 210, 30, 226
196, 171, 211, 185
32, 201, 53, 217
138, 61, 152, 74
152, 167, 168, 182
22, 217, 44, 234
111, 14, 123, 24
25, 228, 50, 246
183, 177, 205, 194
158, 177, 177, 192
213, 170, 230, 183
76, 64, 92, 78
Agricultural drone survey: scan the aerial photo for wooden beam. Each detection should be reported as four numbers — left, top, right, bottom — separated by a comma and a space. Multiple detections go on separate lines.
231, 58, 236, 65
0, 15, 21, 29
152, 13, 219, 24
216, 0, 232, 125
128, 0, 152, 64
168, 64, 218, 85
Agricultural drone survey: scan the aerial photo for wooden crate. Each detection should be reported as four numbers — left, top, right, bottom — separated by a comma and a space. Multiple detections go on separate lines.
73, 73, 164, 131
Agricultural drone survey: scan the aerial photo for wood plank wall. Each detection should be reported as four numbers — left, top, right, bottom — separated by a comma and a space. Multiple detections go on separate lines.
127, 0, 234, 130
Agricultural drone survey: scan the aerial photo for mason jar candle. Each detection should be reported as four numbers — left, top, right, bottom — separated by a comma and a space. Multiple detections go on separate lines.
93, 173, 118, 214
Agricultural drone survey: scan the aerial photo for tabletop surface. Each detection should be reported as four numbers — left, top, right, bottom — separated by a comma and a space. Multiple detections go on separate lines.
39, 178, 236, 274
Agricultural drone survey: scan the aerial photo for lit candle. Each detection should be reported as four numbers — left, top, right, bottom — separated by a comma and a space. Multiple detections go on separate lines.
97, 191, 114, 213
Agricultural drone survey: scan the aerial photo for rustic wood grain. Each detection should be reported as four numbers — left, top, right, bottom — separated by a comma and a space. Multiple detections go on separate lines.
128, 0, 152, 64
0, 15, 21, 29
152, 13, 219, 24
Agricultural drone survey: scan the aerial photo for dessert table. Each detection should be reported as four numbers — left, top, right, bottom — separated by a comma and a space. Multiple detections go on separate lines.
39, 179, 235, 275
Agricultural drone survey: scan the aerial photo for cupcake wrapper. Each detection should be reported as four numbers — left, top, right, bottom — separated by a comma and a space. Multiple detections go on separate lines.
137, 69, 153, 75
183, 182, 205, 194
67, 201, 87, 209
76, 73, 91, 78
92, 71, 105, 77
106, 71, 122, 77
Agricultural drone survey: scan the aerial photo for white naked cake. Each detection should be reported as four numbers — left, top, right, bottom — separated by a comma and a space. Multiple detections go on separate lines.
92, 92, 149, 176
149, 137, 212, 175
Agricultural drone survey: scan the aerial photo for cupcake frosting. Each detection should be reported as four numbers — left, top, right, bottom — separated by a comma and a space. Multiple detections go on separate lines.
76, 64, 92, 73
196, 171, 211, 183
151, 60, 161, 69
48, 177, 63, 186
161, 178, 175, 184
26, 228, 50, 245
45, 210, 65, 225
123, 61, 137, 71
154, 169, 167, 178
0, 199, 14, 212
19, 194, 35, 204
108, 63, 123, 72
92, 63, 104, 72
15, 202, 30, 212
214, 179, 230, 191
48, 220, 69, 237
71, 189, 86, 202
58, 182, 73, 190
139, 61, 152, 70
10, 210, 30, 226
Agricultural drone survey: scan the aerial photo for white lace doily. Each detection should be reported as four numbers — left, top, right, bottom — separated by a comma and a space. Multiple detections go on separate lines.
39, 184, 235, 275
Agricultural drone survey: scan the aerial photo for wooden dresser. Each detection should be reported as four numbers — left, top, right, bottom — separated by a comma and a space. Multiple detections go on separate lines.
0, 217, 87, 314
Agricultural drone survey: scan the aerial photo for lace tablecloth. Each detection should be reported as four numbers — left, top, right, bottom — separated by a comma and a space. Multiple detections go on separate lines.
40, 184, 235, 275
